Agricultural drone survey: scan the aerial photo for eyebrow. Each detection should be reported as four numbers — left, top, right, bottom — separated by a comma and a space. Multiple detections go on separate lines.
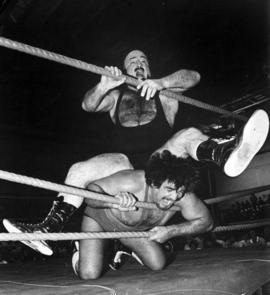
164, 185, 176, 190
129, 55, 147, 61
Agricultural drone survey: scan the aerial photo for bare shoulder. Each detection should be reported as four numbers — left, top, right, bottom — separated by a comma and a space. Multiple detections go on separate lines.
176, 191, 203, 208
94, 170, 145, 195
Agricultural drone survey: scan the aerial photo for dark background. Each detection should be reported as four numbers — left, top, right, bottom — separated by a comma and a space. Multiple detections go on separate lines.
0, 0, 269, 219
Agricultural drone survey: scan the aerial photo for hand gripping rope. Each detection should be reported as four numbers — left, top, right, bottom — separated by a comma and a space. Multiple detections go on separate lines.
0, 36, 247, 121
0, 37, 262, 242
0, 169, 269, 241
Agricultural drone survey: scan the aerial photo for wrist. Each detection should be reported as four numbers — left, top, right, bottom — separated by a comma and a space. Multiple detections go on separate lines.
97, 82, 112, 93
157, 78, 167, 90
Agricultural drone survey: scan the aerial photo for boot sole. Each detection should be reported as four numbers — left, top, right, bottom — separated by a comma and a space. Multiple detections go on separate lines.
72, 250, 79, 276
224, 109, 269, 177
2, 219, 53, 256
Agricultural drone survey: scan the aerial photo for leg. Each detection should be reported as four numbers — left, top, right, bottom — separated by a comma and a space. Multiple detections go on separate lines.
74, 216, 108, 280
120, 238, 166, 271
62, 153, 134, 208
154, 109, 269, 177
155, 127, 208, 159
3, 153, 133, 255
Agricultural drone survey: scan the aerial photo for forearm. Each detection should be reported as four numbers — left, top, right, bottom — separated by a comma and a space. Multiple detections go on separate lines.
84, 183, 113, 209
158, 69, 200, 90
82, 83, 111, 112
166, 217, 213, 238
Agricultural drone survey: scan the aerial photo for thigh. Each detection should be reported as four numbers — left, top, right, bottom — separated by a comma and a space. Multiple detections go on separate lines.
120, 237, 166, 271
65, 153, 134, 187
79, 215, 108, 279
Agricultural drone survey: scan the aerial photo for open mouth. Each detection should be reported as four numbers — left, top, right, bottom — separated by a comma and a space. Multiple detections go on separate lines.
135, 67, 144, 76
158, 199, 174, 210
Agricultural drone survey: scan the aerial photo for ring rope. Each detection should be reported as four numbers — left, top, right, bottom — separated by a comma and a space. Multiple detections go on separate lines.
0, 169, 268, 211
0, 220, 269, 242
0, 169, 181, 212
205, 184, 270, 205
0, 36, 247, 121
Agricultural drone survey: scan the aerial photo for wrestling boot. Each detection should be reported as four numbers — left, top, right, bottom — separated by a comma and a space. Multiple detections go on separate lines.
3, 196, 77, 256
109, 241, 144, 270
196, 109, 269, 177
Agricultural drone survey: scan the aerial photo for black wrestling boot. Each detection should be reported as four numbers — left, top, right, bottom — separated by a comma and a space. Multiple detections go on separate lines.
196, 109, 269, 177
3, 196, 77, 256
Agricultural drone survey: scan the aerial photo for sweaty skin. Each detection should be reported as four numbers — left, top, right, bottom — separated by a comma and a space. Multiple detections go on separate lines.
85, 169, 213, 243
117, 89, 157, 127
82, 50, 200, 128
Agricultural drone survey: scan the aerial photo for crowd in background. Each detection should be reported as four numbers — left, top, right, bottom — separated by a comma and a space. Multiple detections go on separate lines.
183, 226, 270, 251
223, 193, 270, 223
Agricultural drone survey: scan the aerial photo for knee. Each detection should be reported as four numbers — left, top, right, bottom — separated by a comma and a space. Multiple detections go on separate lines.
148, 260, 166, 271
180, 127, 202, 138
79, 268, 102, 280
65, 162, 85, 182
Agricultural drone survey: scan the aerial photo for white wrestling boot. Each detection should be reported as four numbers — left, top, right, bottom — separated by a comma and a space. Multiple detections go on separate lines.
2, 197, 77, 256
3, 218, 53, 256
197, 109, 269, 177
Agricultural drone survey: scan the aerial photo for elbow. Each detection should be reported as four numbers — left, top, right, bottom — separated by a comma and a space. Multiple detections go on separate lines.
205, 216, 214, 232
189, 70, 201, 86
81, 100, 96, 112
200, 214, 214, 233
182, 69, 201, 88
194, 71, 201, 84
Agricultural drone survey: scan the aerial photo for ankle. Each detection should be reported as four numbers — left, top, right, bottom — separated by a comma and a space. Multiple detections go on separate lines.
196, 139, 217, 162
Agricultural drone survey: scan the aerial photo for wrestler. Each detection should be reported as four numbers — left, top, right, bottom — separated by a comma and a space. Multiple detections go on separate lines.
72, 151, 213, 279
82, 49, 201, 169
3, 109, 269, 256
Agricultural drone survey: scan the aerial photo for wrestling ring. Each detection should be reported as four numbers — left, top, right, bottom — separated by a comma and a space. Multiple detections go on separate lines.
0, 37, 269, 294
0, 169, 269, 295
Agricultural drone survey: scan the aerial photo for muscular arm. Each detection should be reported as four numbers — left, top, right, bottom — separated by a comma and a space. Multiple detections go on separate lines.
167, 192, 213, 237
149, 192, 213, 243
82, 66, 125, 112
82, 84, 116, 112
84, 182, 114, 208
85, 171, 142, 209
137, 69, 200, 101
158, 69, 201, 92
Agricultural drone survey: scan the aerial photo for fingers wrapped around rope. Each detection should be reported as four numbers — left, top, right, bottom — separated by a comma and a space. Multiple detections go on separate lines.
0, 169, 180, 212
112, 192, 138, 211
0, 36, 247, 121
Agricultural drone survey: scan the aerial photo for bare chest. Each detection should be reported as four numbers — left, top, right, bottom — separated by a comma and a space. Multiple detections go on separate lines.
118, 92, 157, 127
114, 207, 175, 228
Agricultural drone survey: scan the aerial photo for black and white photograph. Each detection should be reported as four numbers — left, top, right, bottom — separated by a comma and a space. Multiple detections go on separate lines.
0, 0, 269, 294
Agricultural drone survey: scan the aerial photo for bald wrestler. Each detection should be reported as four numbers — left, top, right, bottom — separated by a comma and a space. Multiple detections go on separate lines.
3, 50, 269, 257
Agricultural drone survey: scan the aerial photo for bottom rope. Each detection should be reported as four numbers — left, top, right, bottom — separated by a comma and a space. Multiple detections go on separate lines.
0, 219, 269, 242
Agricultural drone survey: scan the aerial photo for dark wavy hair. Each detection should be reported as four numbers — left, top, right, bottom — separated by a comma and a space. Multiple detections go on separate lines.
145, 150, 200, 193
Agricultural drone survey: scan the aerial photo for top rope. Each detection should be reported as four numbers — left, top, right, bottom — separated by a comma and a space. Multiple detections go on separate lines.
0, 37, 247, 121
0, 169, 181, 212
0, 169, 268, 212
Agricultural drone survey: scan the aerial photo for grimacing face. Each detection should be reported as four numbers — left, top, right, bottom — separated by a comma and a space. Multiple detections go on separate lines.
155, 180, 185, 210
124, 50, 151, 79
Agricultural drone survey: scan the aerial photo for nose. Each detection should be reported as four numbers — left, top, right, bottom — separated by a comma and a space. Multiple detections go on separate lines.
135, 60, 143, 67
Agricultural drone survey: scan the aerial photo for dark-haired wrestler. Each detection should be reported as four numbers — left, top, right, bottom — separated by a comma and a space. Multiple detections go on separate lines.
3, 109, 269, 256
71, 151, 213, 279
